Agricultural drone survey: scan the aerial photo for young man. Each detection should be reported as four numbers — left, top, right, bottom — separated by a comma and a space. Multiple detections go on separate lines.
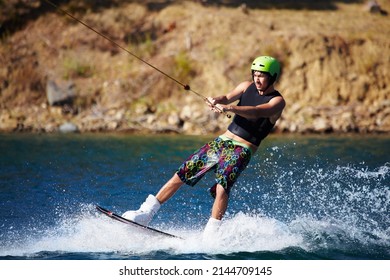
122, 56, 286, 234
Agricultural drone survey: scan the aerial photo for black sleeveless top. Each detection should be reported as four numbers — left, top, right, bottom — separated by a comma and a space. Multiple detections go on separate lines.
227, 83, 282, 146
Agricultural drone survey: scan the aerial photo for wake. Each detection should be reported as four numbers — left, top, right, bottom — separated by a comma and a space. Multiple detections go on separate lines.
2, 202, 388, 258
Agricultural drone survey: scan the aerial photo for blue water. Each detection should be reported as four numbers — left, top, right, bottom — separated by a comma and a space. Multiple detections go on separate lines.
0, 133, 389, 260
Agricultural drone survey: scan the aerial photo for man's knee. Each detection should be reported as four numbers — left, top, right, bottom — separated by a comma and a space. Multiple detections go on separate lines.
215, 184, 228, 198
209, 183, 230, 198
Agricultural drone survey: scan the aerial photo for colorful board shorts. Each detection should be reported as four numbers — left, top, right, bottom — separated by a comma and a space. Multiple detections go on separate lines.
176, 136, 252, 195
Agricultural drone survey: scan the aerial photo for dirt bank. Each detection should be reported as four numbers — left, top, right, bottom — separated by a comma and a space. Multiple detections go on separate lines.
1, 0, 389, 134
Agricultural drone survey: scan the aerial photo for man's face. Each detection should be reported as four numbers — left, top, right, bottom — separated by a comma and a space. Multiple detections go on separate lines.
253, 71, 270, 91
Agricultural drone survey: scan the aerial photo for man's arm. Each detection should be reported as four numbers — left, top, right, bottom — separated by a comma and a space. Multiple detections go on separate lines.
224, 96, 286, 121
206, 81, 251, 108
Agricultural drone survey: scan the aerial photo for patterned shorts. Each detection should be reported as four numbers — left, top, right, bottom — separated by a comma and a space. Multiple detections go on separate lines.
176, 136, 252, 195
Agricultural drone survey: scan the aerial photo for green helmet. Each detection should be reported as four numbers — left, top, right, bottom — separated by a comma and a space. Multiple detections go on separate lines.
251, 56, 281, 81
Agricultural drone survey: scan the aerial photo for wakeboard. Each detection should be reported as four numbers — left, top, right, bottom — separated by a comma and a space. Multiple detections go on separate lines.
96, 205, 182, 239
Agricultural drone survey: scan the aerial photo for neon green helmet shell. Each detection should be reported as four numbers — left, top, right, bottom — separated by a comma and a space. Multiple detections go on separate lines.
251, 56, 281, 81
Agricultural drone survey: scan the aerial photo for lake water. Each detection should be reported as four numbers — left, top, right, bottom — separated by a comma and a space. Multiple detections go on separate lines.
0, 133, 389, 260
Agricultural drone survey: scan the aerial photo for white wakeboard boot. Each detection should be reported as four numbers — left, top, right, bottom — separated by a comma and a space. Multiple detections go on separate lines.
122, 194, 160, 226
202, 217, 222, 240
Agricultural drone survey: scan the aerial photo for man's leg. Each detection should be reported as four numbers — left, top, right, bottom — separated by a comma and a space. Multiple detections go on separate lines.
122, 173, 184, 225
156, 173, 184, 203
203, 184, 228, 237
211, 184, 229, 220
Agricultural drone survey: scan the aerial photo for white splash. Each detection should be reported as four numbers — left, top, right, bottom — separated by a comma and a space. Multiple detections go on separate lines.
0, 206, 302, 257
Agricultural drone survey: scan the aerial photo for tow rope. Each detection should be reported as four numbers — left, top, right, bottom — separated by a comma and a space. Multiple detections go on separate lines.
43, 0, 231, 118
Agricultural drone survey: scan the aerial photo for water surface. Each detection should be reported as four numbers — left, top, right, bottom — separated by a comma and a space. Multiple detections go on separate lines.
0, 133, 389, 260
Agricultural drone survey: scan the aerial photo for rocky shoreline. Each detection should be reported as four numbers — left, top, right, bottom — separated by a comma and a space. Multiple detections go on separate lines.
1, 92, 389, 135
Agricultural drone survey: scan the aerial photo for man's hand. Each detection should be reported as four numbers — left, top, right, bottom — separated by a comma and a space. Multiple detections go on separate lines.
206, 97, 224, 113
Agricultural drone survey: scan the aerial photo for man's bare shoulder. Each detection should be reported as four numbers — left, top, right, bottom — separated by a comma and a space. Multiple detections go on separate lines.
235, 81, 252, 92
240, 80, 252, 88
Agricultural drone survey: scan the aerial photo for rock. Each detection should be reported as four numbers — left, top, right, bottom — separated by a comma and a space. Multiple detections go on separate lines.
44, 123, 57, 133
365, 1, 388, 15
59, 122, 78, 133
134, 103, 151, 115
179, 105, 193, 121
239, 3, 249, 14
312, 117, 331, 133
0, 112, 17, 131
182, 121, 201, 134
146, 114, 156, 125
106, 121, 119, 130
167, 113, 182, 126
46, 79, 75, 106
